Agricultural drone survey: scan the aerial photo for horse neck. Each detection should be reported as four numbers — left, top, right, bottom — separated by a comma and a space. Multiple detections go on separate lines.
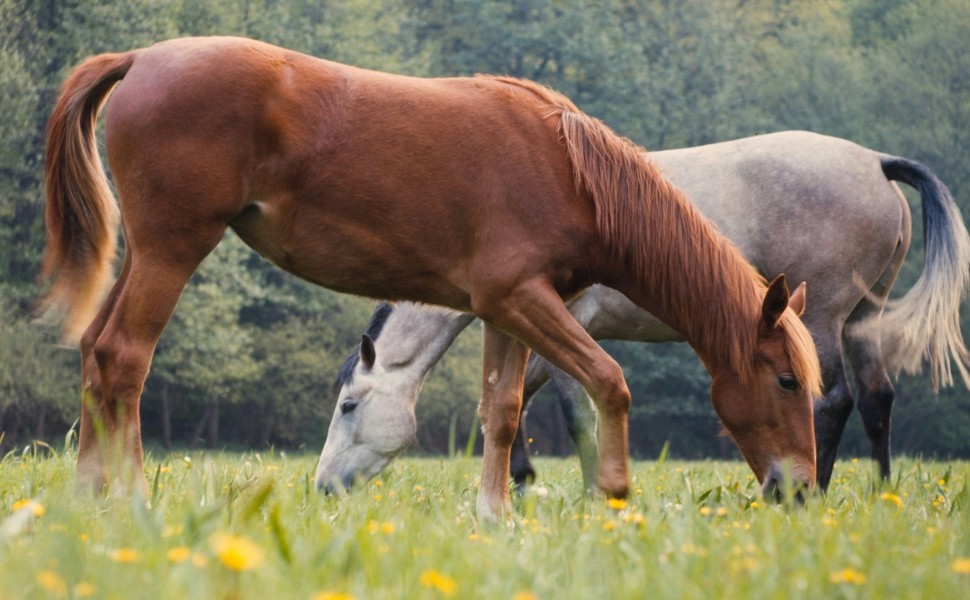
374, 303, 476, 405
618, 191, 765, 381
553, 105, 764, 381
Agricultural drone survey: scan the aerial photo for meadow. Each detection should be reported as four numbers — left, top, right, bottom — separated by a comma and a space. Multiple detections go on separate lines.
1, 441, 967, 600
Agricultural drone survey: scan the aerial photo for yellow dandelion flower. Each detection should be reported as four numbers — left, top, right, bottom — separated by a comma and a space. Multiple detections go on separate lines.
829, 568, 866, 585
167, 546, 192, 563
380, 522, 396, 535
512, 592, 538, 600
210, 533, 265, 572
192, 553, 209, 568
605, 498, 627, 511
880, 492, 903, 508
699, 506, 713, 516
12, 499, 45, 517
602, 520, 616, 532
419, 569, 458, 597
110, 548, 141, 563
36, 570, 66, 596
952, 558, 970, 575
74, 582, 96, 597
160, 466, 172, 473
716, 507, 729, 516
749, 501, 761, 509
312, 593, 355, 600
373, 480, 383, 487
468, 534, 479, 542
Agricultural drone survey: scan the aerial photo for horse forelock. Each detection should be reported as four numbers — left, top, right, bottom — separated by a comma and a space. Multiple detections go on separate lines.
779, 311, 824, 398
332, 301, 395, 394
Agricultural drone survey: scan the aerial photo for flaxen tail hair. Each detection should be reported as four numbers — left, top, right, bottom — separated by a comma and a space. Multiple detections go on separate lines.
852, 156, 970, 389
39, 52, 135, 344
484, 76, 822, 396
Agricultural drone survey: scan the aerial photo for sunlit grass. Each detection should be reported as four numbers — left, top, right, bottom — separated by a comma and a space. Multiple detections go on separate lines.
1, 445, 967, 599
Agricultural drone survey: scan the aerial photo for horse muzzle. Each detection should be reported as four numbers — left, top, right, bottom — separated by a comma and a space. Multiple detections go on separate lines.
762, 464, 813, 505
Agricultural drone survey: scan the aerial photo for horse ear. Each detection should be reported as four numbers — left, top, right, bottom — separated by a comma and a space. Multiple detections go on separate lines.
761, 274, 790, 329
360, 334, 376, 371
788, 281, 807, 317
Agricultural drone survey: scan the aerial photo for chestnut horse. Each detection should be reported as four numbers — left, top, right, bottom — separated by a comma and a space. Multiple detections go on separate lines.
41, 37, 820, 519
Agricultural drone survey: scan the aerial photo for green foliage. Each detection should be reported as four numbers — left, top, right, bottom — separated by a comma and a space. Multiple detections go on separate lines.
0, 302, 77, 441
2, 0, 970, 458
0, 453, 967, 598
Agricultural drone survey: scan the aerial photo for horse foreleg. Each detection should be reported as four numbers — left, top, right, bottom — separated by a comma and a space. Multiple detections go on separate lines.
549, 365, 600, 493
477, 324, 531, 521
475, 282, 630, 501
509, 354, 554, 492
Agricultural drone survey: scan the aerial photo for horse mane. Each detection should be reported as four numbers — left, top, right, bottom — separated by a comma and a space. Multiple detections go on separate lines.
482, 76, 822, 395
332, 301, 395, 394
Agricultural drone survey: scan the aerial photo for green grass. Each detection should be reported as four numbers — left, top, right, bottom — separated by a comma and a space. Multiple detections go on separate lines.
1, 445, 968, 599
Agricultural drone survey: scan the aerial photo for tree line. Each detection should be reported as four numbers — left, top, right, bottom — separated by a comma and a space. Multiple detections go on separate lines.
1, 0, 968, 460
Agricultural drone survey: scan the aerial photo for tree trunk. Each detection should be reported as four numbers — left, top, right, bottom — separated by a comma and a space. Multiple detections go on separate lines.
190, 402, 214, 449
35, 410, 45, 441
207, 397, 219, 449
161, 380, 172, 450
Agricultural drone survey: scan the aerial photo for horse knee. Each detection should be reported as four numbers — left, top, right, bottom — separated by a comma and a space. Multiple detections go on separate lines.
478, 397, 521, 447
589, 361, 630, 418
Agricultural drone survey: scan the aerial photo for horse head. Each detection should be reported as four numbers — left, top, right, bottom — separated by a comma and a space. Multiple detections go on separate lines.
315, 334, 418, 493
708, 275, 821, 502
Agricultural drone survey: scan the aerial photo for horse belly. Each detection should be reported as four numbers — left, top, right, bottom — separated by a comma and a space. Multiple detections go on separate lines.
229, 198, 474, 308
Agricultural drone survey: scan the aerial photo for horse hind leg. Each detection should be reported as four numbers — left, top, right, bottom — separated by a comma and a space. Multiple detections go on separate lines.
845, 323, 895, 482
813, 333, 854, 491
844, 266, 906, 483
83, 218, 227, 494
76, 251, 132, 493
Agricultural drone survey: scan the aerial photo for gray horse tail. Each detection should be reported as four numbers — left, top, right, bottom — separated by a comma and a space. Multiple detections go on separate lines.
863, 156, 970, 389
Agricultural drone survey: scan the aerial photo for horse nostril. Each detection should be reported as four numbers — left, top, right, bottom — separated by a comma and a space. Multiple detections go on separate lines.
763, 475, 784, 504
317, 473, 355, 496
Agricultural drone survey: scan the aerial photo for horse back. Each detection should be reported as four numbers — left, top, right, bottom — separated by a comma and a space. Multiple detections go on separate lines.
101, 37, 607, 308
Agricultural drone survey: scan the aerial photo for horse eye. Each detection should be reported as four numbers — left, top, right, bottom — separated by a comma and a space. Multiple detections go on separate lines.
340, 399, 359, 415
777, 375, 800, 391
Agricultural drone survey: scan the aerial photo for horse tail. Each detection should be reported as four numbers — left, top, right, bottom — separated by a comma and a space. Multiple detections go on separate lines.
863, 156, 970, 389
39, 51, 136, 344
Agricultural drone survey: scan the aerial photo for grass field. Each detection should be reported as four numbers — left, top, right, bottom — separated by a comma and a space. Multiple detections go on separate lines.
1, 443, 968, 599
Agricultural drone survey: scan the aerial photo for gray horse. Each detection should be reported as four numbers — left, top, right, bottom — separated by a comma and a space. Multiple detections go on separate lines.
315, 131, 970, 493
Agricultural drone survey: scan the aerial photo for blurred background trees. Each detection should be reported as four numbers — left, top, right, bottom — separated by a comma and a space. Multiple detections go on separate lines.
1, 0, 968, 461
